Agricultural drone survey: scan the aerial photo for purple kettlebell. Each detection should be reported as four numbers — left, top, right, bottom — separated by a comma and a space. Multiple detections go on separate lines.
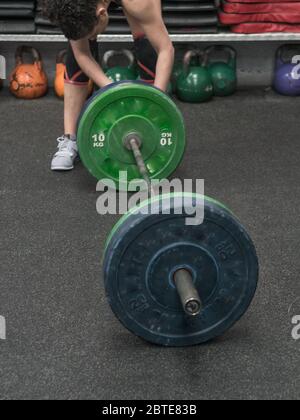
273, 45, 300, 96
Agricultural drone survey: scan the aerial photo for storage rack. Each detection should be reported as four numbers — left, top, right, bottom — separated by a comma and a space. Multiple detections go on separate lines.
1, 33, 300, 43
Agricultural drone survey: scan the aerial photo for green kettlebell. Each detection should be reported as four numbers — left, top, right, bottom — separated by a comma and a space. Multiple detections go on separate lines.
136, 78, 173, 95
102, 49, 137, 82
171, 53, 200, 93
176, 50, 213, 103
206, 46, 237, 97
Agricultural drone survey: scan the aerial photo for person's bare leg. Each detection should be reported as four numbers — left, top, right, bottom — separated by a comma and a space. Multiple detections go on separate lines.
64, 83, 90, 135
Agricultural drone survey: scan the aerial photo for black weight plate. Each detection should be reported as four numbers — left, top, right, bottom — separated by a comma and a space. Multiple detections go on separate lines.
103, 194, 259, 347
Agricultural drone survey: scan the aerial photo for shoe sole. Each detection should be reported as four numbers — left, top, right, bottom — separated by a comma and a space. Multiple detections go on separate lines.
51, 166, 74, 171
51, 155, 80, 172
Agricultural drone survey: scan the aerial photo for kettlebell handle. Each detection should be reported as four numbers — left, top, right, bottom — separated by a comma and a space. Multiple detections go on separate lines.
102, 49, 135, 69
15, 45, 42, 67
183, 50, 208, 74
56, 49, 67, 65
206, 45, 236, 68
276, 44, 300, 66
183, 50, 198, 74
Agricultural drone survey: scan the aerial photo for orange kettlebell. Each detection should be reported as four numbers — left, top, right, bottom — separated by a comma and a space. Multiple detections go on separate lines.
55, 49, 67, 98
55, 49, 94, 99
10, 46, 48, 99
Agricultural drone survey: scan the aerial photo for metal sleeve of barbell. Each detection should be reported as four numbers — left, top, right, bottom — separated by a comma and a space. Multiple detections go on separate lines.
129, 138, 156, 197
174, 269, 202, 316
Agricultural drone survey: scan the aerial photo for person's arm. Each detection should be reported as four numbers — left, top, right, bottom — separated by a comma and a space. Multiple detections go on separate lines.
125, 0, 174, 91
70, 38, 112, 88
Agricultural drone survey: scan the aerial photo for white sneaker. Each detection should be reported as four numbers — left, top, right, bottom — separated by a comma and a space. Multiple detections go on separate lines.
51, 136, 78, 171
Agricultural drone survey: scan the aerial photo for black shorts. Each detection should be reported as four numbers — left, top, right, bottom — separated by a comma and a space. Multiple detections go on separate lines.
65, 35, 157, 85
133, 34, 157, 84
64, 40, 98, 85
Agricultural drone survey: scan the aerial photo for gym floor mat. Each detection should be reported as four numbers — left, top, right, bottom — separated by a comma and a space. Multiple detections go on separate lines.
0, 90, 299, 400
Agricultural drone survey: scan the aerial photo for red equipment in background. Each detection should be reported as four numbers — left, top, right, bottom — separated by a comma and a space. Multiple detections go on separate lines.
219, 0, 300, 33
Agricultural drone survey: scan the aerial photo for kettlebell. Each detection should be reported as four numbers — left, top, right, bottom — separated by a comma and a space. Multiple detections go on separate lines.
134, 77, 172, 95
10, 46, 48, 99
54, 49, 67, 98
171, 53, 200, 93
176, 50, 213, 103
54, 50, 93, 99
102, 49, 137, 82
206, 45, 237, 97
273, 45, 300, 96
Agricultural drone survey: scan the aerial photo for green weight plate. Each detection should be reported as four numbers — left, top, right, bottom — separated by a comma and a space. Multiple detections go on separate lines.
77, 82, 186, 190
104, 193, 232, 254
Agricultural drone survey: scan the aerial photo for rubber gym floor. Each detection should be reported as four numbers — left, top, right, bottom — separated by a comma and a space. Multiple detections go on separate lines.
0, 88, 299, 400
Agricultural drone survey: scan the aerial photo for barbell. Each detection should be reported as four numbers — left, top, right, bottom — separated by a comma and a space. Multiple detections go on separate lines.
77, 81, 259, 347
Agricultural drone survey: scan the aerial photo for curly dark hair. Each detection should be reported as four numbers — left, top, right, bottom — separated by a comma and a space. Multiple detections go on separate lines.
42, 0, 106, 40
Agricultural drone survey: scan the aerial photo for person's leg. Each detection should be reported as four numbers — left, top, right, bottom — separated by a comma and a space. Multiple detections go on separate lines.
64, 85, 90, 137
123, 10, 157, 84
51, 41, 98, 171
64, 40, 98, 136
133, 34, 157, 84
